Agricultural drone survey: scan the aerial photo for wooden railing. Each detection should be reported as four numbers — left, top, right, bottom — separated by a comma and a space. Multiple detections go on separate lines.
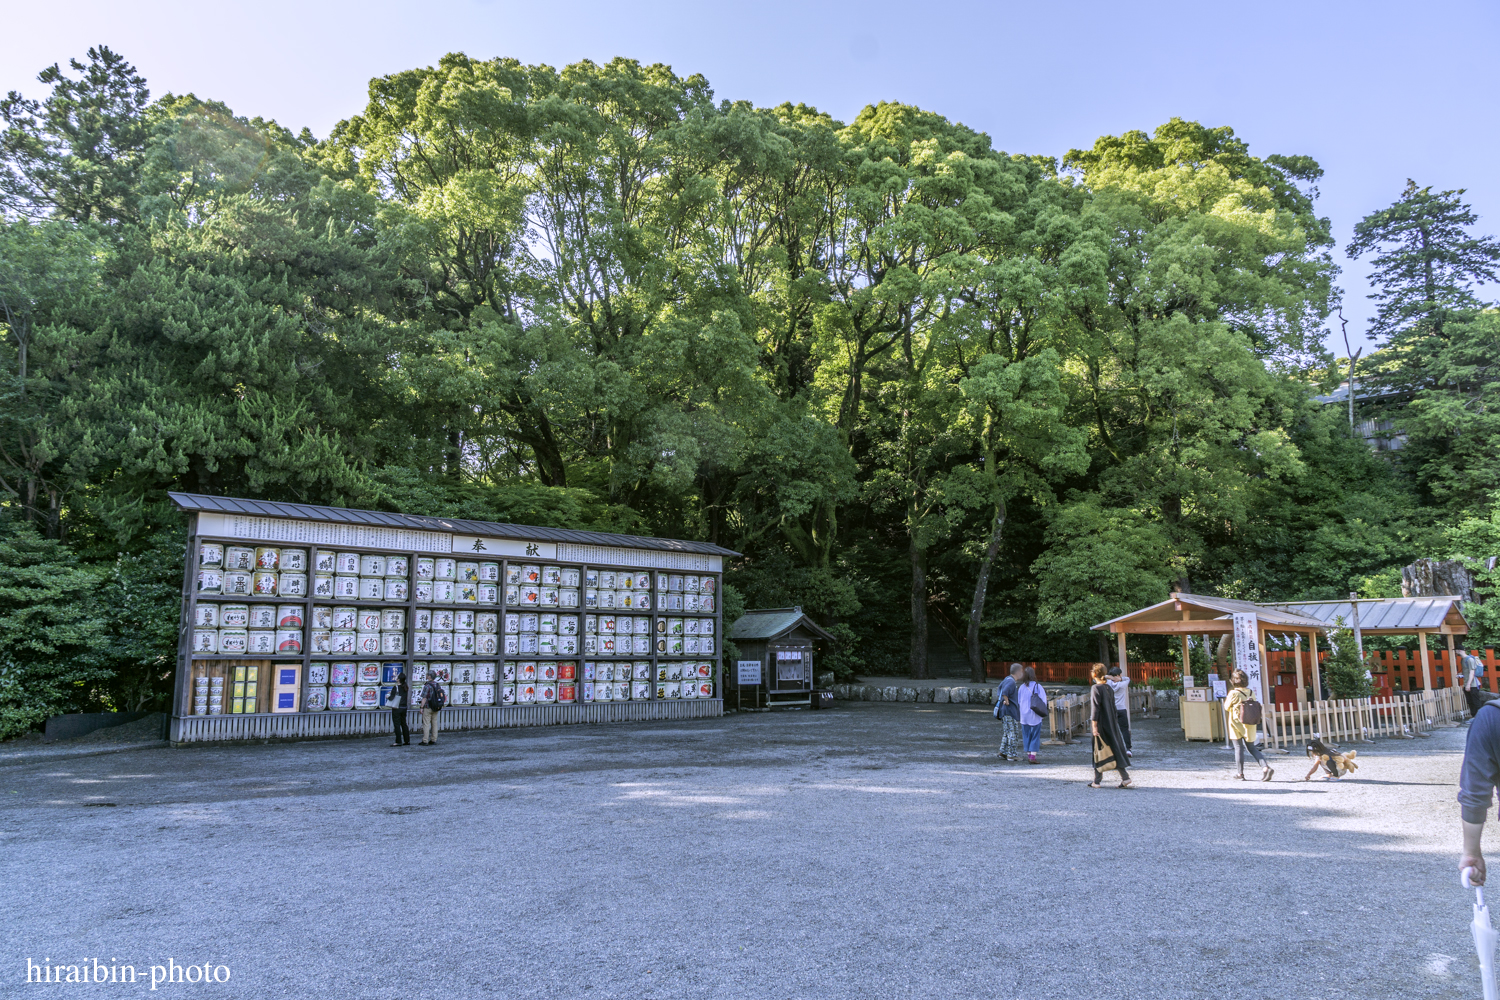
1259, 686, 1467, 749
1044, 686, 1158, 744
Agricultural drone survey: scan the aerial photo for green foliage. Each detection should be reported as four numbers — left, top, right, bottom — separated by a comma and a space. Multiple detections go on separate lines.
1321, 622, 1375, 699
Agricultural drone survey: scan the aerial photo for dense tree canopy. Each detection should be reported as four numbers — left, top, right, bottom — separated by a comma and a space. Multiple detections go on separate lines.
1, 47, 1496, 731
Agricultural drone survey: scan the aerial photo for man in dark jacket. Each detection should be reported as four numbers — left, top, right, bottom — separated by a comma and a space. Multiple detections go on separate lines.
419, 675, 445, 746
1459, 701, 1500, 884
389, 671, 410, 747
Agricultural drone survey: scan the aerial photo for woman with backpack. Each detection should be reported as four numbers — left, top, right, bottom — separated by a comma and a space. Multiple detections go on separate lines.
1089, 662, 1132, 788
1225, 669, 1273, 781
1016, 666, 1048, 765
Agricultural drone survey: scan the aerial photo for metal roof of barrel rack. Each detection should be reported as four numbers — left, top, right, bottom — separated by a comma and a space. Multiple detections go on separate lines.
1268, 597, 1468, 635
168, 492, 740, 557
728, 607, 836, 642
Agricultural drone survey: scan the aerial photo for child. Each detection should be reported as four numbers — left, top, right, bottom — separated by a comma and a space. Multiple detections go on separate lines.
1303, 736, 1358, 781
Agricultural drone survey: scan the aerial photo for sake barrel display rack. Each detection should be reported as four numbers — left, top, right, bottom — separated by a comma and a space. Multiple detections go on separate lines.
168, 493, 736, 744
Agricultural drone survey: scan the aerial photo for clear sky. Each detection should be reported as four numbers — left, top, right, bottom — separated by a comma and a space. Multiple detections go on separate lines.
7, 0, 1497, 359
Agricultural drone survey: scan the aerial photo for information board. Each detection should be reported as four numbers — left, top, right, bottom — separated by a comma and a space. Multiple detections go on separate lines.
736, 660, 762, 686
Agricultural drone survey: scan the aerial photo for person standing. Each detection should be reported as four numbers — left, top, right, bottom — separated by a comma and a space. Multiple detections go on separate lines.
994, 663, 1023, 761
418, 673, 446, 746
389, 671, 410, 747
1017, 666, 1048, 765
1106, 664, 1132, 758
1459, 700, 1500, 885
1224, 669, 1273, 781
1463, 650, 1488, 717
1089, 663, 1132, 788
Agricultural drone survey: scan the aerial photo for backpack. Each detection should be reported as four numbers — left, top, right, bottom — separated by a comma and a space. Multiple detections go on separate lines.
426, 683, 447, 711
1239, 695, 1262, 726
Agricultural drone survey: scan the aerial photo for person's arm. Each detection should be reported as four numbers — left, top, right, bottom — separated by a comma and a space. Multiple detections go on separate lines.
1459, 707, 1500, 883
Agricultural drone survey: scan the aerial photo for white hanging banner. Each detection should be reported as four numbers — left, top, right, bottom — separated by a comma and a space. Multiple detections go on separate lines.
1232, 612, 1263, 697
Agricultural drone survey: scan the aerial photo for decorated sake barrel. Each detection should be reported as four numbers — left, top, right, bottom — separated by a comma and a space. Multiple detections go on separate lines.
536, 682, 557, 703
451, 662, 476, 684
428, 608, 450, 631
665, 593, 683, 612
307, 662, 330, 685
220, 603, 250, 627
559, 588, 579, 608
413, 607, 432, 630
433, 580, 456, 604
615, 590, 634, 610
631, 681, 650, 701
581, 682, 594, 703
697, 680, 714, 698
276, 629, 303, 654
537, 660, 558, 682
278, 572, 306, 597
654, 637, 666, 654
701, 576, 716, 594
381, 631, 405, 654
334, 575, 360, 599
434, 558, 456, 580
558, 635, 578, 655
474, 683, 496, 706
517, 612, 537, 633
248, 630, 276, 655
335, 551, 360, 574
631, 661, 649, 680
384, 578, 408, 602
504, 584, 520, 605
504, 564, 522, 585
192, 629, 219, 653
557, 661, 576, 681
584, 589, 598, 609
352, 661, 378, 685
558, 682, 576, 704
414, 557, 434, 580
198, 541, 224, 568
304, 686, 329, 711
453, 608, 475, 631
684, 618, 699, 636
275, 605, 303, 628
684, 637, 701, 656
501, 661, 516, 682
479, 561, 500, 583
599, 636, 615, 654
682, 574, 699, 593
475, 634, 498, 655
538, 634, 557, 656
353, 684, 380, 710
584, 568, 599, 587
474, 661, 497, 683
414, 581, 434, 603
312, 574, 334, 599
357, 609, 382, 632
408, 662, 428, 683
360, 554, 386, 577
431, 632, 454, 655
382, 608, 406, 632
223, 571, 251, 596
517, 633, 537, 654
331, 630, 357, 654
701, 637, 715, 654
599, 588, 616, 609
582, 614, 597, 634
701, 595, 715, 612
536, 613, 555, 634
218, 629, 248, 653
458, 561, 480, 584
593, 680, 612, 702
475, 612, 498, 634
255, 547, 280, 570
516, 684, 535, 704
329, 606, 357, 630
380, 662, 403, 684
583, 662, 599, 681
517, 661, 537, 682
502, 634, 519, 655
247, 604, 276, 628
280, 549, 308, 572
454, 631, 476, 656
559, 567, 580, 587
456, 582, 478, 605
636, 593, 654, 612
251, 571, 277, 597
597, 570, 615, 590
684, 593, 701, 612
537, 587, 557, 607
412, 630, 433, 653
225, 545, 254, 571
386, 554, 409, 577
314, 550, 337, 573
359, 577, 384, 601
193, 603, 220, 628
354, 632, 380, 655
477, 584, 498, 605
500, 684, 517, 705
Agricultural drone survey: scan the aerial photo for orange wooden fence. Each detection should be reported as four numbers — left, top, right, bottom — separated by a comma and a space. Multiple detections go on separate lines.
985, 661, 1180, 684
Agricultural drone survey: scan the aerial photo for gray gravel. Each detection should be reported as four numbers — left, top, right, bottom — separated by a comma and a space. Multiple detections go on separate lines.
0, 703, 1488, 998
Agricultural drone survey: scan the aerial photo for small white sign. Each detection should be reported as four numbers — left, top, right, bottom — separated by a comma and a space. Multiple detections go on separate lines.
736, 660, 762, 686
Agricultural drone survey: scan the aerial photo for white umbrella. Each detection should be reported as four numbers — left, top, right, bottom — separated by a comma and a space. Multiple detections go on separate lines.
1464, 867, 1498, 1000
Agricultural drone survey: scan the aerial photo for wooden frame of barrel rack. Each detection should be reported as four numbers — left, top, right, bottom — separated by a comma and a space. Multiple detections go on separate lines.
167, 493, 736, 745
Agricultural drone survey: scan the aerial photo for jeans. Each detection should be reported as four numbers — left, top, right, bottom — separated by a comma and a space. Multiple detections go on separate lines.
422, 707, 440, 743
1022, 723, 1042, 754
1233, 737, 1267, 773
391, 707, 410, 744
1115, 707, 1132, 751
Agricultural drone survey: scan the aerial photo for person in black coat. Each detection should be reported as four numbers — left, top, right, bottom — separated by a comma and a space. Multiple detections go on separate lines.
1089, 663, 1132, 788
389, 671, 410, 746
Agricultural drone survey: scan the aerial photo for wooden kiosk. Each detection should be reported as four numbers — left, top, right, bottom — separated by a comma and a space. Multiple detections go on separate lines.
727, 607, 834, 710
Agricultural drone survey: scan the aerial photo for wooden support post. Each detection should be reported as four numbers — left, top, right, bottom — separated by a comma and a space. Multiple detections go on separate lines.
1448, 634, 1459, 688
1294, 633, 1306, 705
1418, 631, 1433, 691
1309, 632, 1322, 701
1117, 631, 1128, 682
1180, 635, 1192, 683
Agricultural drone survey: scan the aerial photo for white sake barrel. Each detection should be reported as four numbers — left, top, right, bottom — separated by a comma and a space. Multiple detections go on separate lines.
516, 684, 535, 704
449, 684, 474, 706
683, 618, 699, 635
540, 587, 559, 607
220, 603, 250, 627
247, 604, 276, 628
582, 682, 594, 703
193, 603, 220, 627
432, 607, 454, 631
335, 551, 360, 574
312, 574, 334, 599
475, 612, 498, 634
276, 629, 303, 654
414, 582, 434, 603
584, 589, 598, 609
192, 629, 219, 653
477, 584, 498, 605
474, 662, 497, 683
218, 629, 248, 654
558, 635, 577, 655
433, 580, 456, 604
701, 637, 715, 654
634, 661, 652, 680
334, 575, 360, 599
354, 684, 380, 710
504, 584, 520, 605
408, 662, 428, 683
357, 609, 382, 632
281, 549, 308, 572
451, 663, 476, 684
521, 584, 542, 606
479, 561, 500, 583
681, 680, 697, 699
598, 570, 615, 589
255, 547, 280, 570
306, 662, 330, 685
381, 632, 405, 654
223, 571, 251, 596
304, 686, 329, 711
501, 661, 516, 682
252, 571, 278, 597
600, 614, 616, 633
475, 634, 498, 655
599, 636, 616, 654
413, 607, 432, 630
684, 593, 700, 612
516, 661, 536, 681
593, 662, 612, 683
701, 576, 716, 594
386, 555, 409, 577
411, 631, 431, 654
502, 635, 519, 655
248, 630, 276, 655
593, 680, 611, 702
384, 579, 408, 602
454, 628, 477, 656
583, 614, 597, 634
359, 577, 384, 601
665, 594, 683, 611
431, 632, 454, 655
683, 574, 700, 593
196, 569, 224, 595
701, 595, 715, 612
538, 635, 556, 656
684, 637, 700, 656
582, 635, 598, 655
635, 592, 653, 612
519, 634, 539, 654
382, 609, 406, 631
539, 613, 557, 634
616, 590, 634, 610
329, 606, 357, 629
536, 683, 556, 703
540, 565, 559, 585
474, 683, 496, 706
629, 681, 647, 701
506, 612, 522, 633
360, 553, 386, 576
357, 661, 382, 685
458, 561, 480, 584
537, 661, 558, 682
414, 557, 435, 580
355, 633, 381, 656
560, 567, 580, 587
434, 558, 456, 580
453, 608, 475, 631
314, 550, 337, 573
331, 630, 357, 654
696, 680, 714, 698
666, 617, 683, 635
500, 684, 517, 705
225, 545, 254, 571
276, 605, 303, 628
456, 582, 478, 605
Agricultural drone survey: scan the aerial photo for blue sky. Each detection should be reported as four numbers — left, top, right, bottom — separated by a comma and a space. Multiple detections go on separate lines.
8, 0, 1497, 359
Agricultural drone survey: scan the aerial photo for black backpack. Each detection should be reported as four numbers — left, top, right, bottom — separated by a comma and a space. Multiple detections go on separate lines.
427, 683, 447, 711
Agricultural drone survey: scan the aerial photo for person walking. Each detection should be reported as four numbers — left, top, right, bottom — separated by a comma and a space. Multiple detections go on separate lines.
1106, 664, 1132, 758
994, 663, 1023, 761
1458, 698, 1500, 885
389, 670, 410, 747
1224, 669, 1273, 781
418, 672, 446, 746
1089, 663, 1132, 788
1017, 666, 1048, 765
1463, 650, 1488, 717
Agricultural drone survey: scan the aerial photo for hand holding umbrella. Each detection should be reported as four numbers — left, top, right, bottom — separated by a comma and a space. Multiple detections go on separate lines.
1464, 866, 1498, 1000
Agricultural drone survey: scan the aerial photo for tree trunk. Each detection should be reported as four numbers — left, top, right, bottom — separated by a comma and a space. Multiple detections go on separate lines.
909, 537, 928, 679
1098, 633, 1112, 666
966, 499, 1006, 682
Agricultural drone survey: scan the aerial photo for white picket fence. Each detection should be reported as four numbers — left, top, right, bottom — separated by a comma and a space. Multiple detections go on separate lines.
1045, 687, 1158, 744
1261, 686, 1467, 748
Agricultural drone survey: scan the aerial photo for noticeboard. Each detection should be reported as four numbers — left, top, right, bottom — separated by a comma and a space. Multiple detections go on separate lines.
736, 660, 762, 686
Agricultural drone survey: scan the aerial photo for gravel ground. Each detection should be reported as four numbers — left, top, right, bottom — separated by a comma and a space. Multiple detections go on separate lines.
0, 703, 1489, 998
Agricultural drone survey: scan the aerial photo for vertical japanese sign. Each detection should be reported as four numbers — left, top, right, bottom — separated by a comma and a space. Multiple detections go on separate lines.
1232, 612, 1263, 697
